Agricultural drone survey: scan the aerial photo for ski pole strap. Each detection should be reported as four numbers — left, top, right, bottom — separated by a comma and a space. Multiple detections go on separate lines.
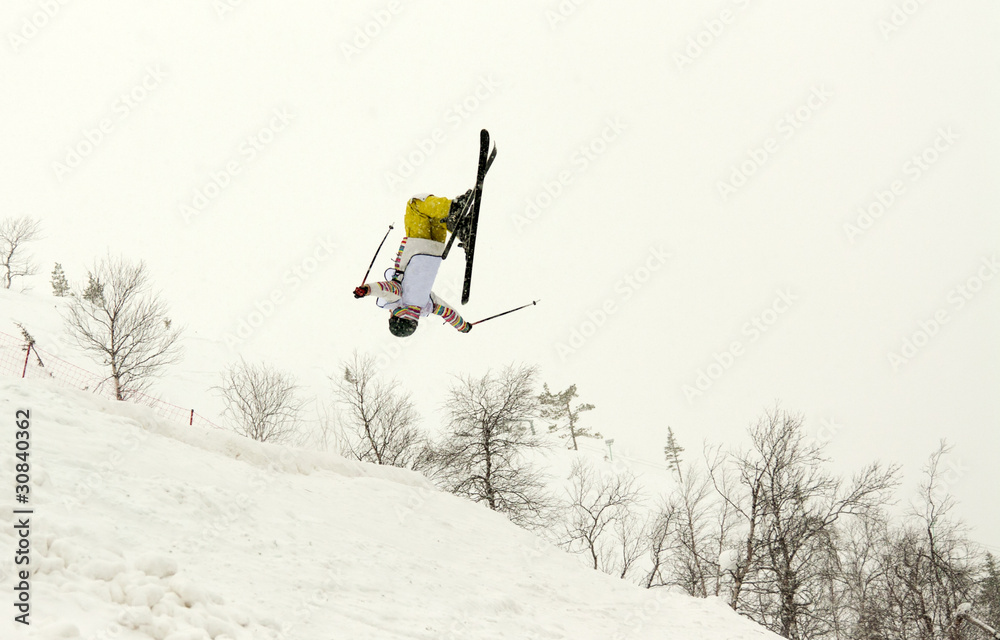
361, 223, 394, 286
471, 300, 539, 326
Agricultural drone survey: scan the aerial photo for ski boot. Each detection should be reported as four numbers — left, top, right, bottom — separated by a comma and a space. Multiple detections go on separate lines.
444, 190, 474, 248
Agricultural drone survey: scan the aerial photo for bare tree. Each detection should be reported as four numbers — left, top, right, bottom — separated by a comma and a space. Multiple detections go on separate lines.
671, 466, 720, 597
64, 255, 182, 400
642, 443, 740, 598
217, 359, 306, 444
869, 442, 984, 640
538, 382, 599, 450
612, 509, 652, 582
834, 511, 897, 640
707, 440, 768, 613
332, 351, 427, 469
428, 364, 554, 529
709, 407, 898, 639
1, 217, 42, 289
833, 483, 985, 640
562, 459, 644, 576
644, 500, 680, 588
312, 402, 341, 453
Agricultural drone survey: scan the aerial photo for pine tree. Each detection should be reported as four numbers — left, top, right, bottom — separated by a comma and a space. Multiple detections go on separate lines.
82, 272, 104, 304
981, 553, 1000, 628
14, 323, 35, 349
51, 263, 70, 297
538, 383, 599, 450
664, 426, 685, 481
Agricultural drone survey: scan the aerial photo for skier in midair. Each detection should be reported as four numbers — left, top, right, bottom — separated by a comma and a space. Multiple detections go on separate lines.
353, 191, 474, 337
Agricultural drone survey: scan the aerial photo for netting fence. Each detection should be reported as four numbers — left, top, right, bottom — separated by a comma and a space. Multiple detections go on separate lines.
0, 330, 222, 430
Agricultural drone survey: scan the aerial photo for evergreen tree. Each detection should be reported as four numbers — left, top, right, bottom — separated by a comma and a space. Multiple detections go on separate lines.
664, 426, 685, 481
538, 383, 599, 450
51, 263, 70, 297
82, 272, 104, 304
981, 553, 1000, 629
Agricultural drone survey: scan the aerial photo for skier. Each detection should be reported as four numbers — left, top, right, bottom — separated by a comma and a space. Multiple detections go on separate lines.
353, 191, 474, 337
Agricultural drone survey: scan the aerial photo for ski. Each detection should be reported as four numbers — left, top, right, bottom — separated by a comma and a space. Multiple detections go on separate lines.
442, 133, 495, 263
461, 129, 493, 304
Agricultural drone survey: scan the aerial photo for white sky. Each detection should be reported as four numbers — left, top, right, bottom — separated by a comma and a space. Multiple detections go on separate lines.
2, 1, 998, 550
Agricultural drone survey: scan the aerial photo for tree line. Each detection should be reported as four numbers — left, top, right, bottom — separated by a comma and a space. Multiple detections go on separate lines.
306, 358, 999, 640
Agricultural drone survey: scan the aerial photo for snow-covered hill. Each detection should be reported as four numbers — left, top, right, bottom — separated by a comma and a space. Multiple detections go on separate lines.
0, 376, 778, 640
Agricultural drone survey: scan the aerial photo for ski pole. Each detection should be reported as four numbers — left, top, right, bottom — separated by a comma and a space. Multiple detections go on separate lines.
472, 300, 539, 326
361, 224, 394, 286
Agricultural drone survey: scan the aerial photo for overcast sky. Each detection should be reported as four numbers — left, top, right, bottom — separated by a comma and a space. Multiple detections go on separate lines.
2, 1, 998, 549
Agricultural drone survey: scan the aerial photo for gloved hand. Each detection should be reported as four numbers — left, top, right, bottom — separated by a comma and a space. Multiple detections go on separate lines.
460, 322, 473, 333
353, 285, 370, 299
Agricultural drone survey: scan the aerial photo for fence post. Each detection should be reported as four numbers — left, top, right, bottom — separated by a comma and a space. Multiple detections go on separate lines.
189, 409, 194, 426
21, 344, 31, 378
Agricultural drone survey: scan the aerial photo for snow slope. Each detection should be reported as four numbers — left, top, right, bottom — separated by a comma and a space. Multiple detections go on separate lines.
0, 377, 779, 640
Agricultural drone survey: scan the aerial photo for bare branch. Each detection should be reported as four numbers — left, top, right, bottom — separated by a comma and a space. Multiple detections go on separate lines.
63, 254, 182, 400
331, 351, 427, 469
216, 359, 306, 444
427, 364, 555, 530
0, 217, 42, 290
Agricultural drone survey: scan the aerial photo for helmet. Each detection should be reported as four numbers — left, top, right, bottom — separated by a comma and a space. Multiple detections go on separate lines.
388, 316, 418, 337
